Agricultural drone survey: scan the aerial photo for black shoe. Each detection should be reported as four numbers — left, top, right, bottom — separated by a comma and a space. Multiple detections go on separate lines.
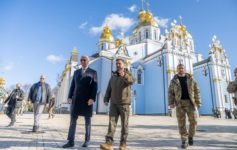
181, 141, 188, 149
32, 126, 39, 132
7, 122, 14, 127
82, 141, 89, 147
62, 141, 74, 148
188, 137, 193, 146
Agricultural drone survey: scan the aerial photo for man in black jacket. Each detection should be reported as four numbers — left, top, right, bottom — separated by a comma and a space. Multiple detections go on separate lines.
62, 56, 97, 148
28, 75, 51, 132
4, 83, 24, 127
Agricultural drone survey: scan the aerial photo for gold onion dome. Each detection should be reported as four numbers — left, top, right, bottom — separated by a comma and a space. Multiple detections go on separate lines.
175, 24, 192, 39
137, 10, 158, 28
0, 77, 6, 86
115, 39, 125, 48
145, 11, 153, 22
138, 9, 146, 22
72, 47, 78, 54
99, 26, 114, 43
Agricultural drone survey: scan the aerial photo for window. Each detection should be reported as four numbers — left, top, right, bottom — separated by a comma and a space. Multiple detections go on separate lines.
178, 59, 184, 65
154, 30, 157, 40
139, 32, 142, 42
224, 95, 228, 103
145, 29, 149, 39
137, 69, 143, 85
101, 44, 104, 50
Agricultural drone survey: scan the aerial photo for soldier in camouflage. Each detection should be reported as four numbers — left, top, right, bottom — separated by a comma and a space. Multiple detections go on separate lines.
227, 68, 237, 118
168, 64, 201, 149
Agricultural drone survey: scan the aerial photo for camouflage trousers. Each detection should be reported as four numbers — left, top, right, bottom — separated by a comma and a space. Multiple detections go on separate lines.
48, 107, 55, 119
176, 100, 198, 142
106, 104, 130, 145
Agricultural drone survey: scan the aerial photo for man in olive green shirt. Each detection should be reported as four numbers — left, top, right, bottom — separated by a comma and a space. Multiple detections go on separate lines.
100, 58, 135, 150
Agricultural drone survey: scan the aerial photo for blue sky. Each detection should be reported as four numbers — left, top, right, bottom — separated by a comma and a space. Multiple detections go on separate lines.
0, 0, 237, 88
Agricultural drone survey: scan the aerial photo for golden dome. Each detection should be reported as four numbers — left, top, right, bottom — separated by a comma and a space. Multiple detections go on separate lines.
145, 11, 153, 22
138, 9, 146, 23
136, 10, 158, 28
99, 26, 114, 43
175, 24, 192, 39
72, 47, 78, 54
0, 77, 6, 86
115, 39, 125, 48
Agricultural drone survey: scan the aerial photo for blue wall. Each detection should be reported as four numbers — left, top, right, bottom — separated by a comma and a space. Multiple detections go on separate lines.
143, 59, 165, 114
194, 66, 214, 114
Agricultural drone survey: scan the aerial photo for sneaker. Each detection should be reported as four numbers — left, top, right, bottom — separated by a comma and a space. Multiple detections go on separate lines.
100, 143, 113, 150
188, 137, 193, 146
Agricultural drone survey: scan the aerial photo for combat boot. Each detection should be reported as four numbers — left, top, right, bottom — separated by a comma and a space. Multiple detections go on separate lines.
188, 137, 193, 146
181, 141, 188, 149
100, 143, 113, 150
119, 143, 126, 150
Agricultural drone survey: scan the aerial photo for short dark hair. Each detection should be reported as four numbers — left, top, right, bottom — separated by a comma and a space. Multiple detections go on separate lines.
116, 58, 126, 63
234, 68, 237, 73
177, 64, 185, 68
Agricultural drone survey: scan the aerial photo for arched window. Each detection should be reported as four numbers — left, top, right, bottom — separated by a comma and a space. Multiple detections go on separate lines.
154, 30, 157, 40
139, 32, 142, 42
137, 69, 143, 85
145, 29, 149, 39
101, 44, 104, 50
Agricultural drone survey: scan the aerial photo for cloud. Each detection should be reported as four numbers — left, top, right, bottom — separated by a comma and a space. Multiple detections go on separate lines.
154, 16, 169, 28
128, 4, 137, 13
90, 14, 135, 35
46, 55, 64, 64
0, 63, 14, 73
79, 21, 88, 29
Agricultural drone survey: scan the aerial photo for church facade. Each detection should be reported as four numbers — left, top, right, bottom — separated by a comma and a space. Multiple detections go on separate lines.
55, 6, 234, 117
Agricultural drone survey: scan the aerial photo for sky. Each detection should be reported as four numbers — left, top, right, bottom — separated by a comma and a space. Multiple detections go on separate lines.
0, 0, 237, 89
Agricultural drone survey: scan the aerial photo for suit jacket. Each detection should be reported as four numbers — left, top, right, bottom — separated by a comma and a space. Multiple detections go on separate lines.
68, 68, 97, 117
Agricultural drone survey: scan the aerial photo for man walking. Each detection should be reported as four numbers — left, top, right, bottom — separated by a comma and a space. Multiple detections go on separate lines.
62, 56, 97, 148
4, 83, 24, 127
48, 94, 56, 119
227, 68, 237, 117
28, 75, 51, 132
100, 58, 135, 150
168, 64, 201, 149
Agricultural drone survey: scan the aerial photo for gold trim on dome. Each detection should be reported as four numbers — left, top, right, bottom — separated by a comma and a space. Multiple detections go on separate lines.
72, 47, 78, 54
115, 39, 125, 48
99, 26, 114, 43
0, 77, 6, 86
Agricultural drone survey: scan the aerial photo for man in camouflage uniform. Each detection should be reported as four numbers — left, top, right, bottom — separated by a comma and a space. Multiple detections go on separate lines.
227, 68, 237, 118
100, 58, 135, 150
168, 64, 201, 149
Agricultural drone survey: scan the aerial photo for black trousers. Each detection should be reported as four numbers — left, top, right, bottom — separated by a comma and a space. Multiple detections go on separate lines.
67, 115, 91, 142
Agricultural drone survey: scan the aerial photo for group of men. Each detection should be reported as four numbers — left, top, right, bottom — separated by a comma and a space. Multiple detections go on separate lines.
4, 54, 237, 150
3, 75, 56, 131
61, 55, 202, 150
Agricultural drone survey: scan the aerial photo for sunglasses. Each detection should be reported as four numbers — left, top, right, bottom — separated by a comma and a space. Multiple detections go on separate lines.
81, 59, 87, 62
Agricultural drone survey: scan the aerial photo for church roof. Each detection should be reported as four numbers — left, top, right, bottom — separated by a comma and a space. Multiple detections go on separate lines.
193, 57, 211, 67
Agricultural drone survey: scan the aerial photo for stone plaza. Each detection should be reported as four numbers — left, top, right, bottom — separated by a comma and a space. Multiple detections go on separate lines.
0, 114, 236, 150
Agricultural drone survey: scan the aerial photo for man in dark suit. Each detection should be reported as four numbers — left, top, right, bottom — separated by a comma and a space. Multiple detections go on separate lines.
62, 55, 97, 148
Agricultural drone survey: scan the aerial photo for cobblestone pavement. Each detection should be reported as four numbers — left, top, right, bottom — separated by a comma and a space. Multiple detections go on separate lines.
0, 114, 237, 150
